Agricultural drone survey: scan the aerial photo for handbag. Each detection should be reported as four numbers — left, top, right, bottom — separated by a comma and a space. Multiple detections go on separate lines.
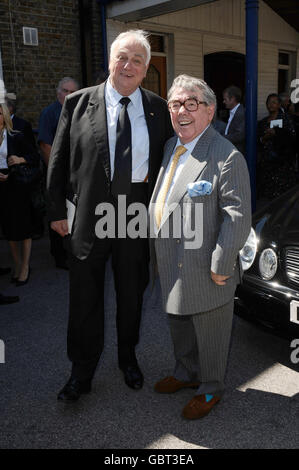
10, 163, 42, 185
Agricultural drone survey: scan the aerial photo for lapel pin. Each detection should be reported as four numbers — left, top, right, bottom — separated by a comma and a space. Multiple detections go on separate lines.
150, 112, 154, 116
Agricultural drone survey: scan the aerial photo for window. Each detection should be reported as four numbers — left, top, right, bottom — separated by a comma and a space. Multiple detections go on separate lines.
23, 27, 38, 46
278, 51, 295, 94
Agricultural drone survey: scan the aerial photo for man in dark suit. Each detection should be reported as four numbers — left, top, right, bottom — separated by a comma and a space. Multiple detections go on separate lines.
223, 85, 245, 154
47, 30, 173, 402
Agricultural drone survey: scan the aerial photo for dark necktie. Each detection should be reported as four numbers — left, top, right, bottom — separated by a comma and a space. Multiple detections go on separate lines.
111, 97, 132, 198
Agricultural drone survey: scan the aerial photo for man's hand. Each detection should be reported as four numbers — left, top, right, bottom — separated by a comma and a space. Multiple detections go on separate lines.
51, 220, 69, 237
211, 271, 230, 286
7, 155, 26, 166
0, 172, 8, 182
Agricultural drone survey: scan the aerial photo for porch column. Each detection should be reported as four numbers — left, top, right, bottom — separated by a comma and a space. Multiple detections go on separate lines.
245, 0, 259, 211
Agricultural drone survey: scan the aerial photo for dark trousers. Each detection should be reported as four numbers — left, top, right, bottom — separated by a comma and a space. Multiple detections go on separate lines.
48, 223, 67, 263
67, 184, 149, 381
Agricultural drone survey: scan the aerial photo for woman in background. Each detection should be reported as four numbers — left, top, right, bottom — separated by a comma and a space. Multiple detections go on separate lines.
257, 93, 297, 200
0, 103, 39, 285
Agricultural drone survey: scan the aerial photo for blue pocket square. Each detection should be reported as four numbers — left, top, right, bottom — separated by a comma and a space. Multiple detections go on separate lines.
187, 181, 213, 197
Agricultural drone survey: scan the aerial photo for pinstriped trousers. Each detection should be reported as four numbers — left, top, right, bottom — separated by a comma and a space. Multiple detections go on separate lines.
168, 299, 234, 397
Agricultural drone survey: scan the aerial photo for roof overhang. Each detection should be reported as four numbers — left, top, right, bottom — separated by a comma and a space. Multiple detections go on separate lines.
105, 0, 299, 33
106, 0, 216, 22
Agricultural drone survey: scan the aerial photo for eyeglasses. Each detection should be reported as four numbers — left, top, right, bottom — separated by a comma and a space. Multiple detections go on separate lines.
168, 98, 207, 112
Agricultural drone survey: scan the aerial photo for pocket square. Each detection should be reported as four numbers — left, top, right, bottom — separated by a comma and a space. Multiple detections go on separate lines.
187, 181, 213, 197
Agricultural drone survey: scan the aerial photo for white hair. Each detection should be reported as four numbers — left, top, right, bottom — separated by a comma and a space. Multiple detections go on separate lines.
110, 30, 151, 65
57, 77, 79, 93
168, 74, 217, 108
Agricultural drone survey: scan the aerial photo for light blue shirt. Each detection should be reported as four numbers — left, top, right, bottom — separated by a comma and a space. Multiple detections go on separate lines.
105, 79, 149, 182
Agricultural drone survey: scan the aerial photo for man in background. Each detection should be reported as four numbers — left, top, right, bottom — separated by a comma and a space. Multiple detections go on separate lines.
223, 85, 245, 155
38, 77, 79, 269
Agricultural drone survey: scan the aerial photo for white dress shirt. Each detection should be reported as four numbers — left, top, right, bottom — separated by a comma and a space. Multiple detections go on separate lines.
163, 125, 210, 206
225, 103, 240, 135
0, 129, 8, 169
105, 79, 149, 182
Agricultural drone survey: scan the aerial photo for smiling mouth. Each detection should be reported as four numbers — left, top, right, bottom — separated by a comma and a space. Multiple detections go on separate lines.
179, 120, 192, 127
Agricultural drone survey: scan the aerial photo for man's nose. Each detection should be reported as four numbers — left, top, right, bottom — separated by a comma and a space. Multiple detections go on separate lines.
123, 59, 132, 69
178, 103, 188, 114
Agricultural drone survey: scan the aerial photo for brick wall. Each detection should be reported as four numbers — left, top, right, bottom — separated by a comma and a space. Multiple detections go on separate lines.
0, 0, 104, 129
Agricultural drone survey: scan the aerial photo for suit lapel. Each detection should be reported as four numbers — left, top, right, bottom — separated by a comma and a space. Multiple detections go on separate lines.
141, 88, 157, 186
159, 126, 216, 230
149, 137, 176, 209
86, 82, 111, 183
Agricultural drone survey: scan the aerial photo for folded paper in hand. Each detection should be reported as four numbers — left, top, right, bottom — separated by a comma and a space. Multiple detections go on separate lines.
187, 180, 212, 197
66, 199, 76, 234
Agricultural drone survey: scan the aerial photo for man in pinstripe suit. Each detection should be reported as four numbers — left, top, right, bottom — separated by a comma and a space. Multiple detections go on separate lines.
149, 75, 251, 419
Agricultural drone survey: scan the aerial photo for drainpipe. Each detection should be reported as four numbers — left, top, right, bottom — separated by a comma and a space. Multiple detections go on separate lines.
96, 0, 109, 73
245, 0, 259, 212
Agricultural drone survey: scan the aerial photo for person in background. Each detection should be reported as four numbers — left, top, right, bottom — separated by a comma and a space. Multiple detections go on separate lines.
0, 102, 39, 286
5, 93, 44, 239
279, 91, 295, 116
257, 93, 297, 200
222, 85, 245, 154
38, 77, 79, 269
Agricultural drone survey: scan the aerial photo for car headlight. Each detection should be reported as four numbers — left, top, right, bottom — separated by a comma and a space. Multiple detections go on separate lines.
239, 228, 257, 271
259, 248, 278, 280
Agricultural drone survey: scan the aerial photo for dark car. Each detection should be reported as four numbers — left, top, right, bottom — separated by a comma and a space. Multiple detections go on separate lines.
235, 185, 299, 335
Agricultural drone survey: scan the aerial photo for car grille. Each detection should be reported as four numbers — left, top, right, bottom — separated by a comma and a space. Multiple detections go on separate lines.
285, 248, 299, 287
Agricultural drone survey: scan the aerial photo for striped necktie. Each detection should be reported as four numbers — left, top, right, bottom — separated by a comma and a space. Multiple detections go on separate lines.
155, 145, 187, 229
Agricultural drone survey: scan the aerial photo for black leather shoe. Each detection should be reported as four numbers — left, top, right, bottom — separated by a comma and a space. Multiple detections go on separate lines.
0, 293, 20, 305
0, 267, 11, 276
57, 377, 91, 402
122, 365, 144, 390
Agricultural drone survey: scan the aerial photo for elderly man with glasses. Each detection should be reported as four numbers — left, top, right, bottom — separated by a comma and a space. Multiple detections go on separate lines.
149, 74, 251, 419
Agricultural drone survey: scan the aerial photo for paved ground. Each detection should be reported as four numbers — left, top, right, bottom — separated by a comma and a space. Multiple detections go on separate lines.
0, 235, 298, 449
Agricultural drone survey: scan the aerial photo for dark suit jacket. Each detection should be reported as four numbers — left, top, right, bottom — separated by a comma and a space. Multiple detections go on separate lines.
225, 104, 245, 155
47, 83, 173, 260
12, 115, 37, 149
6, 131, 39, 167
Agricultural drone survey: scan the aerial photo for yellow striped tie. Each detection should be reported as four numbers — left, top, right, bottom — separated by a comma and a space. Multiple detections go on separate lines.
155, 145, 187, 229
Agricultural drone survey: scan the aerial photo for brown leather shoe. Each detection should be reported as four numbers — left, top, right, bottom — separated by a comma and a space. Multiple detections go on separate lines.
154, 376, 200, 394
182, 394, 220, 419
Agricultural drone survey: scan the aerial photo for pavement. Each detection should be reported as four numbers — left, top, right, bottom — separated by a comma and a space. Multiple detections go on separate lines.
0, 235, 298, 449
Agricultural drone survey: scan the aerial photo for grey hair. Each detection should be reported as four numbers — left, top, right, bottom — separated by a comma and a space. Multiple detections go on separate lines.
57, 77, 79, 93
168, 75, 217, 108
110, 30, 151, 65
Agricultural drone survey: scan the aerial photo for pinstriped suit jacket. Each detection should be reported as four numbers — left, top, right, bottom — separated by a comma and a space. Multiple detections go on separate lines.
149, 125, 251, 315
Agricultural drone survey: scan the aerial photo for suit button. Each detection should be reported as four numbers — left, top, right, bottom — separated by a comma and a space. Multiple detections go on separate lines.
178, 263, 183, 268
